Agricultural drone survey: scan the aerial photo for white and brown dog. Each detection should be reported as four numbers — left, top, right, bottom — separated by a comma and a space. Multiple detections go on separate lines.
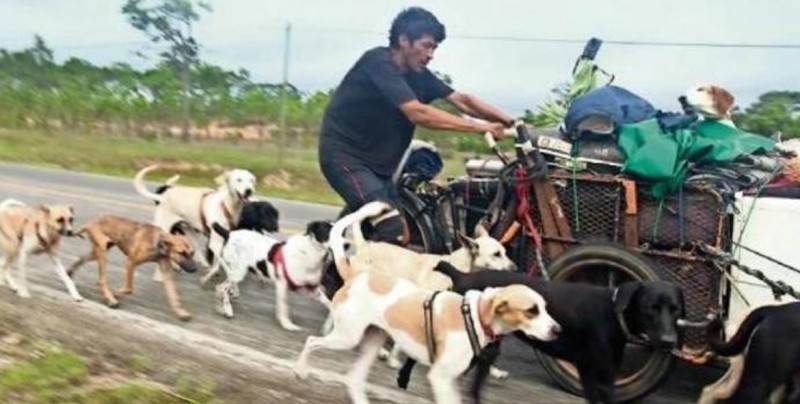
211, 221, 333, 329
293, 271, 560, 404
132, 165, 256, 283
685, 85, 736, 127
329, 201, 519, 372
0, 199, 83, 301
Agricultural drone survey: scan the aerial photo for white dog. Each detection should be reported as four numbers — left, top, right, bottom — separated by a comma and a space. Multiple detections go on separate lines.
330, 201, 518, 290
293, 270, 561, 404
329, 201, 519, 371
132, 165, 256, 282
0, 199, 83, 301
685, 85, 736, 127
211, 221, 333, 330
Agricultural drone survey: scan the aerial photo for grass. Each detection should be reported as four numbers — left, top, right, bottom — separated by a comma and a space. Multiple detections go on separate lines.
0, 341, 222, 404
0, 128, 484, 206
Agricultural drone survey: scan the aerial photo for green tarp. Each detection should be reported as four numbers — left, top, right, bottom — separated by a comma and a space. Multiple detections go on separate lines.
617, 119, 776, 198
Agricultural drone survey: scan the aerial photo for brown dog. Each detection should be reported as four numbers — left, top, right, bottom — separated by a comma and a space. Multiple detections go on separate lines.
0, 199, 83, 301
68, 215, 199, 321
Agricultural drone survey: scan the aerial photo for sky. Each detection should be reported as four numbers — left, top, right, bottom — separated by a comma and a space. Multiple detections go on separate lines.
1, 0, 799, 116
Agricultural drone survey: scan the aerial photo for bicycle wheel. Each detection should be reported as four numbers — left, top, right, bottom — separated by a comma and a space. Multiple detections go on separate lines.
535, 244, 675, 403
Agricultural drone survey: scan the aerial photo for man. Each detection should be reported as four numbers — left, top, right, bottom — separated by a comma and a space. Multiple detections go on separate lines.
319, 6, 514, 245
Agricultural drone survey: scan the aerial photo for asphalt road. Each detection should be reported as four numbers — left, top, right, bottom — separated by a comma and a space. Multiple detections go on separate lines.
0, 162, 723, 403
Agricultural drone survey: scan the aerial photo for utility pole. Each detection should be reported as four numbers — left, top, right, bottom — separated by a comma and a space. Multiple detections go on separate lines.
277, 22, 291, 164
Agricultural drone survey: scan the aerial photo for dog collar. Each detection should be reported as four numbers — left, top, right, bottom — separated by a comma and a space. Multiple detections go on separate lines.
268, 242, 316, 292
462, 290, 495, 357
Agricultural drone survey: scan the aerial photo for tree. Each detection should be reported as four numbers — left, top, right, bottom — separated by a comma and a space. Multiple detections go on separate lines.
122, 0, 212, 141
734, 91, 800, 139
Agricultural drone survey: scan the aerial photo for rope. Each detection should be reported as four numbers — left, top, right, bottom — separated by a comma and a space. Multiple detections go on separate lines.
732, 164, 783, 257
698, 243, 800, 301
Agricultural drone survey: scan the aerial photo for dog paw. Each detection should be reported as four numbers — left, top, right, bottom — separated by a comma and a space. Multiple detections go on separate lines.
280, 322, 303, 332
108, 301, 120, 309
378, 348, 391, 361
72, 295, 84, 302
176, 310, 193, 322
17, 290, 31, 299
386, 356, 403, 369
293, 365, 309, 380
114, 288, 133, 296
490, 367, 510, 381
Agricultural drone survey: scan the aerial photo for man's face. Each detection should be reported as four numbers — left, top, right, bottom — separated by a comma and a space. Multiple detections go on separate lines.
399, 33, 438, 72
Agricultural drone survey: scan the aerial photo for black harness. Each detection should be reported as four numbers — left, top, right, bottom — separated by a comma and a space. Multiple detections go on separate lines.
423, 291, 489, 364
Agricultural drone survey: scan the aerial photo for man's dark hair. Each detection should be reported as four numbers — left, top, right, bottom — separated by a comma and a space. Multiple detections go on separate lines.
389, 7, 446, 49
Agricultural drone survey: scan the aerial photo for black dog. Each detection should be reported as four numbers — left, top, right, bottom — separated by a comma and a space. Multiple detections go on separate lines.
701, 302, 800, 404
398, 261, 684, 404
237, 200, 280, 234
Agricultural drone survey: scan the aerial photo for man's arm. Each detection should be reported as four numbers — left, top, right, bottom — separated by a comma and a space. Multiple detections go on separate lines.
399, 99, 506, 138
444, 91, 515, 128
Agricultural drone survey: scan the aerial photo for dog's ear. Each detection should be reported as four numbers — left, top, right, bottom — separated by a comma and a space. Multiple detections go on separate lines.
710, 85, 735, 117
39, 205, 51, 215
68, 205, 75, 215
488, 290, 511, 317
613, 282, 642, 314
155, 236, 171, 256
473, 222, 489, 238
214, 171, 230, 186
457, 232, 479, 255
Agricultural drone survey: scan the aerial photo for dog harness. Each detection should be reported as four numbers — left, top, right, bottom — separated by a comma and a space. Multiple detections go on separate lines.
462, 291, 496, 357
267, 242, 317, 292
422, 291, 494, 364
423, 291, 442, 363
199, 192, 236, 235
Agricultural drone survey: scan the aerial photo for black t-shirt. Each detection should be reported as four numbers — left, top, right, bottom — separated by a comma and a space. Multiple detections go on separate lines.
319, 47, 454, 176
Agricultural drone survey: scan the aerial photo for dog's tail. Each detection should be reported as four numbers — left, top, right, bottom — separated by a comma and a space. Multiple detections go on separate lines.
433, 261, 466, 284
211, 222, 230, 242
329, 201, 394, 280
133, 165, 166, 204
707, 305, 778, 357
0, 199, 25, 212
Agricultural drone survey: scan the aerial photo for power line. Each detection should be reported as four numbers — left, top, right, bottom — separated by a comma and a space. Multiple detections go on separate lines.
452, 33, 800, 49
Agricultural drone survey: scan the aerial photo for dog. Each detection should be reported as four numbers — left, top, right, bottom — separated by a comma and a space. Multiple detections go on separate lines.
329, 201, 517, 290
293, 270, 561, 404
67, 215, 199, 321
684, 85, 736, 126
329, 201, 518, 367
698, 302, 800, 404
0, 199, 83, 301
132, 165, 256, 284
211, 220, 333, 329
397, 260, 685, 404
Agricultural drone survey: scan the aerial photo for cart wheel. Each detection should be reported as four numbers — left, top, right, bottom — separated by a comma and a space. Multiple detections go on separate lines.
535, 244, 675, 403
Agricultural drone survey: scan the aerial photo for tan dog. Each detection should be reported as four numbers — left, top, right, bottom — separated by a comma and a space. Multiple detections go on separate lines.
68, 215, 199, 321
294, 271, 560, 404
0, 199, 82, 301
132, 165, 256, 284
685, 85, 736, 125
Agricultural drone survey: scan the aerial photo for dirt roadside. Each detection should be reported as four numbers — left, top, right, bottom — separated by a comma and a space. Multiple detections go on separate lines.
0, 285, 419, 404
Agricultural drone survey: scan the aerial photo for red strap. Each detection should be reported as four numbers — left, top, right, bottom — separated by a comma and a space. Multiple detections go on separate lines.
514, 166, 544, 277
270, 244, 316, 292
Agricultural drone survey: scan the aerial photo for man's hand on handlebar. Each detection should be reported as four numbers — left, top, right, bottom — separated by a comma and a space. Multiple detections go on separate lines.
480, 122, 508, 140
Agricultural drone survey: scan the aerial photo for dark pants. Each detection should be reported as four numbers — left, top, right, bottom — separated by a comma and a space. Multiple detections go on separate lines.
319, 158, 400, 210
319, 156, 409, 298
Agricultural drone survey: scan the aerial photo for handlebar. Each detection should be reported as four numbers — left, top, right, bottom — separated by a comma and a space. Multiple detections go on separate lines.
483, 121, 545, 174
